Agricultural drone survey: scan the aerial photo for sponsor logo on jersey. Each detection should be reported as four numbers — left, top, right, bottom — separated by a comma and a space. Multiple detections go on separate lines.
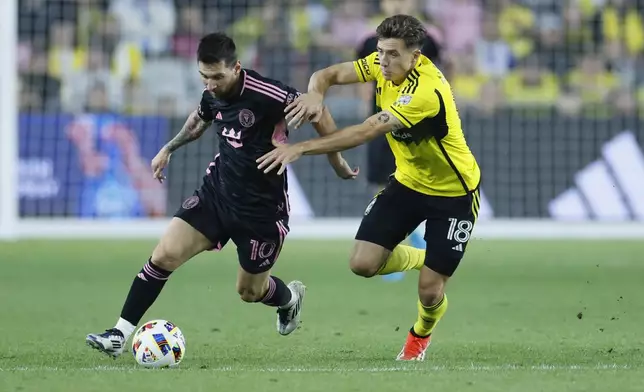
392, 130, 413, 140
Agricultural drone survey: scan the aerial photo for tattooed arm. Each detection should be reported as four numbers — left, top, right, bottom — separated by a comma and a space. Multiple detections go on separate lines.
296, 110, 405, 155
256, 110, 403, 175
164, 110, 212, 153
151, 110, 211, 182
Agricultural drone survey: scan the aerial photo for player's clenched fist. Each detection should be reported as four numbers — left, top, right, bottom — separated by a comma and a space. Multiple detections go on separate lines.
151, 147, 171, 183
284, 92, 324, 129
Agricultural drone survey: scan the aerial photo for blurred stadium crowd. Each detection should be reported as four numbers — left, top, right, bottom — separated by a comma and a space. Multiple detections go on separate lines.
17, 0, 644, 118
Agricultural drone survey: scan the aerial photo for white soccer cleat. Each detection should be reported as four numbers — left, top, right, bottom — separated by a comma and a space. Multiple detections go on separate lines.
276, 280, 306, 336
86, 328, 126, 358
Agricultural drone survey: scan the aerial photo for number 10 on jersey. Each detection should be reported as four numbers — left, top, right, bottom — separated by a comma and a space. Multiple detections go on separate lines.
250, 239, 276, 260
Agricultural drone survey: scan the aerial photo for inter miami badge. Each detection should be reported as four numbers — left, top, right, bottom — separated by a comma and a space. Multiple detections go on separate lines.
238, 109, 255, 128
182, 195, 199, 210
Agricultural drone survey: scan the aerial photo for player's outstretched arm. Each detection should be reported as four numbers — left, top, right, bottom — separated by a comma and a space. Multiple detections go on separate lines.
300, 110, 403, 154
311, 106, 359, 180
257, 110, 403, 175
285, 62, 361, 129
308, 61, 363, 96
151, 110, 212, 182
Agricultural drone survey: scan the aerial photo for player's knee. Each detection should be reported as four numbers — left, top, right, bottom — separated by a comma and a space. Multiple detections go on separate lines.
349, 256, 380, 278
418, 289, 443, 307
150, 241, 185, 271
418, 281, 445, 307
236, 285, 263, 303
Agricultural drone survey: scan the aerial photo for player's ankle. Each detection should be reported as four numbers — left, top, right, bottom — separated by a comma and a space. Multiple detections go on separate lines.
278, 287, 298, 309
410, 326, 430, 339
115, 317, 136, 340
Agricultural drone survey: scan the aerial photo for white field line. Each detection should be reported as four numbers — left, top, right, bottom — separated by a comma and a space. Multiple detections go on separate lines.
0, 364, 634, 372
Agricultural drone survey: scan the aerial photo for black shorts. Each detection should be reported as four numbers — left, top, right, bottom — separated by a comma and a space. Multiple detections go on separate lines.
355, 178, 480, 277
366, 135, 396, 185
174, 189, 289, 274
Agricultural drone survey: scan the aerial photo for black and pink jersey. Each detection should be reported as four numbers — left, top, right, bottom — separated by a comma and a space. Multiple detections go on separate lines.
196, 69, 301, 221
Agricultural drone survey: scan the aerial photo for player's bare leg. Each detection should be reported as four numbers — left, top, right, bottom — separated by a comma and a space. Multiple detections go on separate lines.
236, 268, 272, 302
349, 240, 390, 277
397, 266, 449, 361
348, 240, 444, 360
236, 267, 305, 336
86, 218, 213, 358
349, 240, 425, 278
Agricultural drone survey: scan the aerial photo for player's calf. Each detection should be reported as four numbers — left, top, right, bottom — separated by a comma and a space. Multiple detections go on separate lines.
236, 268, 304, 336
413, 266, 449, 336
397, 266, 450, 361
348, 240, 390, 277
236, 269, 295, 307
86, 218, 212, 357
418, 269, 446, 308
236, 277, 274, 303
122, 219, 212, 329
237, 286, 265, 303
236, 269, 272, 302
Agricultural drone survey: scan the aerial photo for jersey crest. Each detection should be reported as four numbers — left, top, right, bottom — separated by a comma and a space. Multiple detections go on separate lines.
238, 109, 255, 128
395, 94, 413, 106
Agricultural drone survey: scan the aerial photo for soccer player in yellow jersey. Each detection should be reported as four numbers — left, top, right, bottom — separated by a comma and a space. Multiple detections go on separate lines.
257, 14, 481, 361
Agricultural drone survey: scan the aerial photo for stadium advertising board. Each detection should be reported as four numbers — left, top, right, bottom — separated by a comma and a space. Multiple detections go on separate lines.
19, 114, 168, 218
17, 111, 644, 221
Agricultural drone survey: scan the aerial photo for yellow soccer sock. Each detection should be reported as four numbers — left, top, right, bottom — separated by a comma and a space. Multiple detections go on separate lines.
412, 294, 448, 337
377, 245, 425, 275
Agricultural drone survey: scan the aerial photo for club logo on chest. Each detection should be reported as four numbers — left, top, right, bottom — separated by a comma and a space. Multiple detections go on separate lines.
238, 109, 255, 128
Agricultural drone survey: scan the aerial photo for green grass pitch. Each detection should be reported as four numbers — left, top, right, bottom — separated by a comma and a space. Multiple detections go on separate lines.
1, 239, 643, 391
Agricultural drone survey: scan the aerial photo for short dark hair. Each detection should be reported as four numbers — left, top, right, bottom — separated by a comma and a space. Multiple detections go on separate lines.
376, 14, 426, 50
197, 32, 237, 66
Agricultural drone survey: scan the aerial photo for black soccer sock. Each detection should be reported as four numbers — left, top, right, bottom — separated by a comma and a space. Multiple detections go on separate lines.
261, 276, 293, 308
120, 258, 173, 325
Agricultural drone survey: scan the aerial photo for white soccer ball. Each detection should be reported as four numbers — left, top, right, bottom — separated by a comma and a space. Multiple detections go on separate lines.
131, 319, 186, 368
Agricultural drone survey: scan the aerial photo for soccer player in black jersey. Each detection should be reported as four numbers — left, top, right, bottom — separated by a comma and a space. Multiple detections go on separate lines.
86, 32, 358, 358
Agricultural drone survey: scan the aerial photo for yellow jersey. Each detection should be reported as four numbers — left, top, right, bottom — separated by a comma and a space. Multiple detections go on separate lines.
353, 52, 481, 197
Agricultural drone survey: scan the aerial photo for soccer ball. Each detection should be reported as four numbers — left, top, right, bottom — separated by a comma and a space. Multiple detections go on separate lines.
131, 319, 186, 368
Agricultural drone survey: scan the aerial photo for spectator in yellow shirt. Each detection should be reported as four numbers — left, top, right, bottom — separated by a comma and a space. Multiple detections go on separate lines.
562, 54, 620, 117
497, 0, 537, 60
503, 56, 560, 107
593, 0, 644, 58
